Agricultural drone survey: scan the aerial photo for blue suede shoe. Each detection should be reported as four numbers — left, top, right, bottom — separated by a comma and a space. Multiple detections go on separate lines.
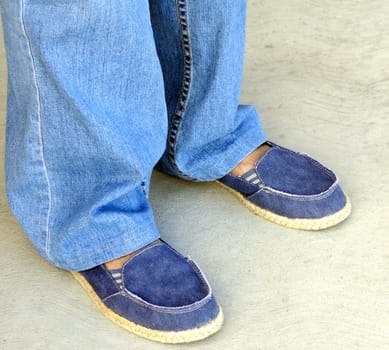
72, 241, 223, 343
218, 142, 351, 230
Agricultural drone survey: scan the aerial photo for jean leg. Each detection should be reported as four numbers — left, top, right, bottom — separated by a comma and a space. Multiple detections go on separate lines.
0, 0, 167, 270
150, 0, 266, 181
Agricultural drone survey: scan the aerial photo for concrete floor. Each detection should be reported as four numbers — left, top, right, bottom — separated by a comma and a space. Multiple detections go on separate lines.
1, 1, 388, 349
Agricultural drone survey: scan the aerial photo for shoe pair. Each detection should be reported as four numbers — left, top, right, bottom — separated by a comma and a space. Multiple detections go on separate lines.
73, 142, 351, 343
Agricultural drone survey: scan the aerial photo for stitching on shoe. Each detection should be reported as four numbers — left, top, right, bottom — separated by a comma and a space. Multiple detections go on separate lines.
103, 289, 213, 315
248, 181, 340, 201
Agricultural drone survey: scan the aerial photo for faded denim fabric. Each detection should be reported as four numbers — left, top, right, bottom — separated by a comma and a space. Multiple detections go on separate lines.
0, 0, 265, 270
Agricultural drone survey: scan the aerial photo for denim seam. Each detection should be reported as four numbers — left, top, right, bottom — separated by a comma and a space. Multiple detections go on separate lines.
166, 0, 194, 180
20, 0, 53, 261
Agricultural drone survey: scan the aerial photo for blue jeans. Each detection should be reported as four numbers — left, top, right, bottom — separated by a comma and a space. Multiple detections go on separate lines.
0, 0, 266, 270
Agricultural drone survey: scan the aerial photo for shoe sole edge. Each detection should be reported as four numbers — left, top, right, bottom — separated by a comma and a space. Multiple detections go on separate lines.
71, 271, 224, 344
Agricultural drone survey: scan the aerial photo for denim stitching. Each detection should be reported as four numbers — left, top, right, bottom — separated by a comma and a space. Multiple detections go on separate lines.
166, 0, 193, 180
20, 0, 53, 260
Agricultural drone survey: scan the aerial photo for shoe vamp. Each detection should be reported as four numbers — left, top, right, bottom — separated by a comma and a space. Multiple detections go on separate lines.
122, 244, 208, 308
257, 148, 334, 195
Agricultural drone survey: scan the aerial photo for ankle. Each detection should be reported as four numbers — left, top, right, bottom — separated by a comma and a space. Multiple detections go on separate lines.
230, 144, 271, 176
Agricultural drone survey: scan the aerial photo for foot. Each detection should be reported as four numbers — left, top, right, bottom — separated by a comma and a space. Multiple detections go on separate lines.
230, 143, 271, 176
218, 142, 351, 230
72, 241, 223, 343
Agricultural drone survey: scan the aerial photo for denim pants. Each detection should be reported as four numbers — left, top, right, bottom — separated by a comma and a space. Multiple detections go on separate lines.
0, 0, 266, 270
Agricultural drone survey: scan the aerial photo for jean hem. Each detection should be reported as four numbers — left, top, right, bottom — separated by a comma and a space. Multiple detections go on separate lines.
173, 119, 267, 182
201, 129, 267, 181
54, 224, 161, 271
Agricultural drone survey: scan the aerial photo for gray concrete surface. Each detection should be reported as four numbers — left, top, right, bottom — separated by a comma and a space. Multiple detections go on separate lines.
1, 1, 388, 349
